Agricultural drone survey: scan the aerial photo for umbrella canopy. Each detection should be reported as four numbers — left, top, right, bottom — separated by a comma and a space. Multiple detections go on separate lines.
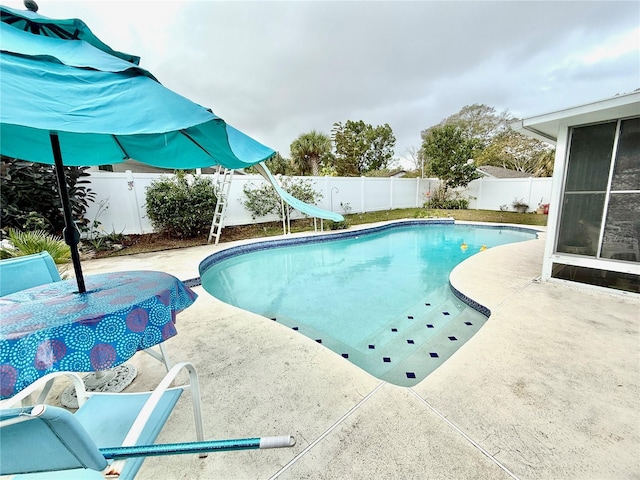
0, 4, 140, 63
0, 6, 275, 169
0, 5, 275, 291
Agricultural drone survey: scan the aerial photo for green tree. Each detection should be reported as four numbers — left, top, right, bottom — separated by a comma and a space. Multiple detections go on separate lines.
421, 124, 481, 193
364, 167, 404, 178
332, 120, 396, 176
244, 152, 295, 176
475, 131, 555, 177
0, 157, 95, 235
422, 104, 555, 177
535, 149, 555, 178
332, 120, 367, 176
290, 131, 332, 176
424, 104, 512, 149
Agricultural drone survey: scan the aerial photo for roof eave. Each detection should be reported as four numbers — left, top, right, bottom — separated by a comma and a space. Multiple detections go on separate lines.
512, 91, 640, 145
512, 120, 557, 145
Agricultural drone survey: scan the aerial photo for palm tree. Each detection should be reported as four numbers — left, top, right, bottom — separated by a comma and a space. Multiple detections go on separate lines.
290, 130, 332, 176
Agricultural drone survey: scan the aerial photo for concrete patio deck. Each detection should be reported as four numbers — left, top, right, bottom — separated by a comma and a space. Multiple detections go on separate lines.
73, 223, 639, 479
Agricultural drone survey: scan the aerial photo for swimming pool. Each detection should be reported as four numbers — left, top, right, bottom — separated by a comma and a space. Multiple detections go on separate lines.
200, 220, 538, 386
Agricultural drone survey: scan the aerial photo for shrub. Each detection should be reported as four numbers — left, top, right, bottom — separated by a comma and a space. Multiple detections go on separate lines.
0, 229, 70, 268
424, 185, 469, 209
511, 198, 529, 213
145, 171, 218, 238
242, 177, 322, 220
327, 219, 350, 230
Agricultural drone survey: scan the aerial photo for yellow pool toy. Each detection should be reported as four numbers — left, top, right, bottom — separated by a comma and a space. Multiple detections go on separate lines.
480, 245, 487, 251
460, 242, 468, 251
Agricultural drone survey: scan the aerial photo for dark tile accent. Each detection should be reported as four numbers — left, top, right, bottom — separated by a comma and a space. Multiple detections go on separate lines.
292, 327, 299, 331
406, 372, 416, 379
448, 336, 457, 341
315, 339, 322, 344
342, 353, 349, 358
383, 357, 391, 363
182, 277, 202, 288
407, 315, 414, 319
429, 352, 439, 358
271, 318, 277, 321
391, 328, 398, 332
368, 344, 375, 349
449, 283, 492, 318
442, 312, 450, 316
407, 339, 415, 344
425, 303, 431, 306
464, 321, 473, 326
426, 324, 434, 328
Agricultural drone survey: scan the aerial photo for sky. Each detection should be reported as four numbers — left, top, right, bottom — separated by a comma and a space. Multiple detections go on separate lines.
5, 0, 639, 168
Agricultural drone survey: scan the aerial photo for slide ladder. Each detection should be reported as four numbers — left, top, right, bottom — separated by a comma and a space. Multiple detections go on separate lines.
208, 166, 234, 244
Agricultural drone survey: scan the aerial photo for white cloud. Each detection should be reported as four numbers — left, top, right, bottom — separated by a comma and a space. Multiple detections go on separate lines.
581, 26, 640, 65
4, 0, 639, 162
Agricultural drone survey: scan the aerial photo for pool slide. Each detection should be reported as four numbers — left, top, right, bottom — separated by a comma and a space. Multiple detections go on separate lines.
254, 163, 344, 222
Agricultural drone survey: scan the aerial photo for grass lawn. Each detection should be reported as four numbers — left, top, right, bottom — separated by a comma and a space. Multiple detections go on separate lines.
346, 208, 547, 227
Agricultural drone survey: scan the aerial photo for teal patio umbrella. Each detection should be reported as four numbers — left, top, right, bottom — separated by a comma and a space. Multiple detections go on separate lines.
0, 5, 275, 292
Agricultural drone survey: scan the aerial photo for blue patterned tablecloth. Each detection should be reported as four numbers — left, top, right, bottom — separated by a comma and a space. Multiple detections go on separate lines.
0, 270, 197, 399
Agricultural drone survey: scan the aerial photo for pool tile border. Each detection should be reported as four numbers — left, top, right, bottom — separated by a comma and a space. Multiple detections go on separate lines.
199, 219, 457, 274
199, 219, 538, 275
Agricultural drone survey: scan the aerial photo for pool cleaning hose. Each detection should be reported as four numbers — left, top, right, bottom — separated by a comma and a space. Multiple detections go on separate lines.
100, 436, 296, 459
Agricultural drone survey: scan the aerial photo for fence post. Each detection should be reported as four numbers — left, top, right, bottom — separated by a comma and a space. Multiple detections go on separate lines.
325, 176, 330, 211
389, 177, 394, 210
125, 170, 144, 234
361, 176, 366, 213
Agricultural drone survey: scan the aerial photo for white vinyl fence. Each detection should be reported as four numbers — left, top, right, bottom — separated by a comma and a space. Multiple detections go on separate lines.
83, 171, 552, 236
466, 176, 553, 212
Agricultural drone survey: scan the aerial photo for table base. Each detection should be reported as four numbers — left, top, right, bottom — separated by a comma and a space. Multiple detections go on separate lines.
61, 363, 138, 408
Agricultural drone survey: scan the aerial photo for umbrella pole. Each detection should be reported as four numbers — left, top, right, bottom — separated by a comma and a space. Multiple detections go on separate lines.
50, 132, 86, 293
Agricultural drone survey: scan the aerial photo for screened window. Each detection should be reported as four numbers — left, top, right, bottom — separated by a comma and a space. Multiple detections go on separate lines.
601, 118, 640, 261
556, 122, 616, 256
556, 117, 640, 264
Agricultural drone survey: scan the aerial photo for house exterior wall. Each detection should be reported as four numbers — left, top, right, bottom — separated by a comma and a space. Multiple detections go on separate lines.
514, 92, 640, 293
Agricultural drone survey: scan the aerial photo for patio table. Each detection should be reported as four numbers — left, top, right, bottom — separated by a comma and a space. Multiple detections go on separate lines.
0, 270, 197, 400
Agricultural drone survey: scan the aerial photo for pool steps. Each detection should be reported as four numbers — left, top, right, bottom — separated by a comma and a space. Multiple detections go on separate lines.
264, 285, 486, 387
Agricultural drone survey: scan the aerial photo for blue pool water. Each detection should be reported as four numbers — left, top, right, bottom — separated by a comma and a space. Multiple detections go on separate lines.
200, 221, 537, 386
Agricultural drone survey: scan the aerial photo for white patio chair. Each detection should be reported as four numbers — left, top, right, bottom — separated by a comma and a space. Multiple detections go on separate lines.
0, 362, 295, 479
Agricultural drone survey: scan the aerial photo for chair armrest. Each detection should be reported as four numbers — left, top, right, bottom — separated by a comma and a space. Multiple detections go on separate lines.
0, 371, 88, 409
104, 362, 203, 477
120, 362, 201, 448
